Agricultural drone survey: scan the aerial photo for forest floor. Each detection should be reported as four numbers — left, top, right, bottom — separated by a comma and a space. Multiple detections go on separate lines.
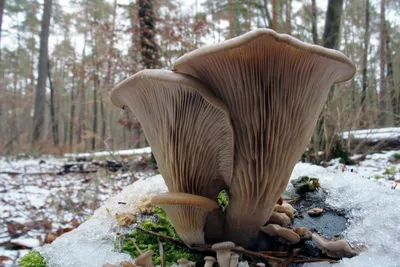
0, 150, 156, 266
0, 149, 400, 266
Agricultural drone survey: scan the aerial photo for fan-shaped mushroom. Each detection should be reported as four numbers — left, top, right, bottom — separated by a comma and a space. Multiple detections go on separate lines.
312, 233, 360, 258
177, 258, 190, 267
267, 211, 291, 226
111, 69, 233, 200
173, 29, 356, 247
152, 192, 219, 245
261, 224, 300, 244
204, 256, 216, 267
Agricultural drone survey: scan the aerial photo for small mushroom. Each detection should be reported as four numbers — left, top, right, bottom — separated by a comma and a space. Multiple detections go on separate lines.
211, 241, 236, 267
312, 233, 360, 258
256, 263, 266, 267
152, 192, 219, 245
261, 224, 300, 244
120, 262, 137, 267
135, 250, 154, 267
274, 203, 296, 220
267, 211, 291, 226
308, 208, 324, 217
229, 253, 239, 267
204, 256, 216, 267
177, 258, 190, 267
293, 227, 312, 240
102, 264, 118, 267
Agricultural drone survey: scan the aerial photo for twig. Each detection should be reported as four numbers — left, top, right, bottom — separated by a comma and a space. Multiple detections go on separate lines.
232, 247, 284, 262
258, 251, 288, 257
292, 258, 339, 264
136, 227, 186, 246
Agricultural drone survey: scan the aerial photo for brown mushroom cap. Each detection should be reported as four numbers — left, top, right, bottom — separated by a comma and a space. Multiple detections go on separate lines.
173, 29, 356, 247
135, 250, 154, 267
312, 233, 360, 258
152, 192, 219, 245
274, 203, 296, 220
261, 224, 300, 244
110, 69, 233, 200
267, 211, 291, 226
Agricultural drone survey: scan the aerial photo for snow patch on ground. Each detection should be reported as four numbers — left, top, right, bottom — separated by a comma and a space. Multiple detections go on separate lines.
39, 164, 400, 267
64, 147, 152, 158
341, 127, 400, 140
39, 175, 168, 267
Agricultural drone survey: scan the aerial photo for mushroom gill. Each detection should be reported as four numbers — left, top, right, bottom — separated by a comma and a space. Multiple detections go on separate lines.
110, 69, 233, 200
151, 192, 219, 245
173, 29, 356, 247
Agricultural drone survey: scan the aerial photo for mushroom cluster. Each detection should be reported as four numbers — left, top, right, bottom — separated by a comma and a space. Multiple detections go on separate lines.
110, 29, 356, 248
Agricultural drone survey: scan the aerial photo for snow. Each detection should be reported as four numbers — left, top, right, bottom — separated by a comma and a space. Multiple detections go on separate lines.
39, 175, 168, 267
38, 163, 400, 267
10, 238, 41, 248
64, 147, 152, 158
341, 127, 400, 140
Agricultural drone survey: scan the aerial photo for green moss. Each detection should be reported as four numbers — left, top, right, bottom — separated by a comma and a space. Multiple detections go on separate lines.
19, 251, 47, 267
291, 176, 320, 195
393, 153, 400, 160
374, 174, 383, 180
384, 166, 397, 175
121, 206, 202, 266
217, 189, 229, 211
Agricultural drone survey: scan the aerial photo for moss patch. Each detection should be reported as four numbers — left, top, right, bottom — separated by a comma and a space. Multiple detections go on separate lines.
121, 206, 202, 266
19, 251, 47, 267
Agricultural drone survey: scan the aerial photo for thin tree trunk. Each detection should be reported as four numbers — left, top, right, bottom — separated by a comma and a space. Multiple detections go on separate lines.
0, 0, 4, 49
48, 61, 58, 145
228, 0, 234, 38
261, 0, 272, 28
247, 0, 252, 31
360, 0, 370, 119
386, 23, 396, 125
76, 43, 86, 146
285, 0, 291, 34
379, 0, 392, 127
139, 0, 158, 68
272, 0, 277, 31
311, 0, 318, 44
322, 0, 343, 49
0, 0, 5, 137
32, 0, 52, 143
69, 59, 76, 149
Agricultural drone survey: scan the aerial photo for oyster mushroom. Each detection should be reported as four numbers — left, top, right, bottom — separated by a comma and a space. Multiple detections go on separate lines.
256, 263, 266, 267
261, 224, 300, 244
204, 256, 216, 267
173, 29, 356, 247
135, 250, 154, 267
312, 233, 360, 258
293, 227, 312, 240
152, 192, 219, 245
229, 253, 239, 267
267, 211, 291, 226
177, 258, 190, 267
211, 241, 236, 267
110, 69, 233, 200
274, 203, 296, 219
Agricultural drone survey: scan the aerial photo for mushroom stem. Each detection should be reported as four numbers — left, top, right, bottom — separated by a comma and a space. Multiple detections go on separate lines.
204, 256, 216, 267
212, 242, 236, 267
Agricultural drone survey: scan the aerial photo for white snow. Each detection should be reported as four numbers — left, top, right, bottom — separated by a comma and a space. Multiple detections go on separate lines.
39, 175, 168, 267
64, 147, 152, 158
341, 127, 400, 140
10, 238, 40, 248
39, 163, 400, 267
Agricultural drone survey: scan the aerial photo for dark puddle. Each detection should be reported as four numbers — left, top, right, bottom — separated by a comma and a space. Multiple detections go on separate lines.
291, 190, 348, 239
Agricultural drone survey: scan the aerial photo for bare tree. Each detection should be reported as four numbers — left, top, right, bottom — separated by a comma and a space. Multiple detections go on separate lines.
360, 0, 370, 121
272, 0, 277, 31
311, 0, 318, 44
32, 0, 53, 144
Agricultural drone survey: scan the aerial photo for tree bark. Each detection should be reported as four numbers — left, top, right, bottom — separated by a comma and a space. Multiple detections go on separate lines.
379, 0, 392, 127
32, 0, 52, 143
386, 23, 396, 125
138, 0, 158, 68
360, 0, 370, 118
48, 61, 58, 145
0, 0, 4, 58
285, 0, 291, 34
322, 0, 343, 49
311, 0, 318, 44
272, 0, 277, 31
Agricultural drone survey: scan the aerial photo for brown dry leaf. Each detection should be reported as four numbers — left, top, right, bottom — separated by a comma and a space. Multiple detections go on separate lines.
46, 233, 59, 244
0, 256, 11, 263
395, 179, 400, 183
137, 199, 153, 214
71, 218, 80, 228
115, 212, 137, 227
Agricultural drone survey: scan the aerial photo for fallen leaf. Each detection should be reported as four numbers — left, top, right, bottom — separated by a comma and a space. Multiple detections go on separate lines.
115, 212, 137, 227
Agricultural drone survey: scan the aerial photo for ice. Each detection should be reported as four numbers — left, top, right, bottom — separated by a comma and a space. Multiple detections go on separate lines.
291, 164, 400, 267
64, 147, 152, 158
39, 174, 167, 267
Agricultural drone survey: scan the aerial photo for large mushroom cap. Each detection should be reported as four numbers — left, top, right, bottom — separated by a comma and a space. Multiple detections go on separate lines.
111, 69, 234, 199
173, 29, 356, 247
152, 192, 219, 245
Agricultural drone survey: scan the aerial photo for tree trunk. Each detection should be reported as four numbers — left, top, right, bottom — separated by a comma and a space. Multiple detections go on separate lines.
0, 0, 4, 59
139, 0, 158, 68
32, 0, 52, 143
285, 0, 291, 34
386, 23, 396, 125
76, 36, 87, 147
322, 0, 343, 49
379, 0, 392, 127
228, 0, 234, 38
48, 61, 58, 145
69, 59, 76, 149
360, 0, 370, 120
247, 0, 252, 31
311, 0, 318, 44
272, 0, 277, 31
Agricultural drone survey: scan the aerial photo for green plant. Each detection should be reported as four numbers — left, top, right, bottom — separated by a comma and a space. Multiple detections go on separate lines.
393, 153, 400, 160
217, 189, 229, 211
374, 174, 383, 180
384, 166, 397, 175
19, 251, 47, 267
121, 206, 201, 266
